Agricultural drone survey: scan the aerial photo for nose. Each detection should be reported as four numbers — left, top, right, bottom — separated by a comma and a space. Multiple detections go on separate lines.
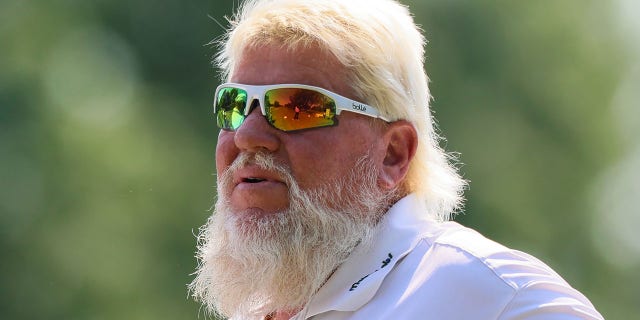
233, 99, 280, 153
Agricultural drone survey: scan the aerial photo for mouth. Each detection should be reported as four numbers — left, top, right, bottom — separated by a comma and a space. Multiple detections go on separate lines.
233, 167, 286, 187
242, 177, 268, 184
227, 163, 291, 212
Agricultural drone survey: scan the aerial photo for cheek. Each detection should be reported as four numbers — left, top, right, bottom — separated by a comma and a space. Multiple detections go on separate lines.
215, 132, 238, 174
286, 132, 379, 189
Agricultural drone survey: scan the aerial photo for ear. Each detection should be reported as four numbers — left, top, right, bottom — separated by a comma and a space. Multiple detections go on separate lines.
378, 120, 418, 190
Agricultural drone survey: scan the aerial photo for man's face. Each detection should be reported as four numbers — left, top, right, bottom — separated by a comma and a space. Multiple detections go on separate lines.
215, 43, 388, 221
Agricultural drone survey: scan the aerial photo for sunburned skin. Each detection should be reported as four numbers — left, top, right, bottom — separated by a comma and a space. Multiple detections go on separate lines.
216, 43, 387, 219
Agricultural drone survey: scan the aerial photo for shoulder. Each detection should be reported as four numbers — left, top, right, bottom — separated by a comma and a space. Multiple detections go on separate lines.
373, 221, 603, 319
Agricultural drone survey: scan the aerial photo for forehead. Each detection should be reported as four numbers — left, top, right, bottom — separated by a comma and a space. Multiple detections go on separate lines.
229, 44, 354, 99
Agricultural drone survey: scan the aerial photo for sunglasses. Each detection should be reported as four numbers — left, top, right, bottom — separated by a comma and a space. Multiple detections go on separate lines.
214, 83, 389, 132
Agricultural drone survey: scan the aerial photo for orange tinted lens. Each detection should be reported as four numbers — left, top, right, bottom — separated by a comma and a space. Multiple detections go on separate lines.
264, 88, 336, 131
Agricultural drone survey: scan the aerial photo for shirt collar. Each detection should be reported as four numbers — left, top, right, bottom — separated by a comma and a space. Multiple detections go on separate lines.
301, 194, 438, 318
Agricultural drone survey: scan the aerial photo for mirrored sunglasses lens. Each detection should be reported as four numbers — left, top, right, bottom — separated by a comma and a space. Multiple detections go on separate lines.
216, 87, 248, 130
264, 88, 336, 131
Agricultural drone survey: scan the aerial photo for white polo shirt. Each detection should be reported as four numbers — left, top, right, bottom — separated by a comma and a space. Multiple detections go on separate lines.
291, 194, 603, 320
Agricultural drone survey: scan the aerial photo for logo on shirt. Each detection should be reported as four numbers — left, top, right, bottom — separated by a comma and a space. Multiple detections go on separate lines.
349, 253, 393, 291
381, 253, 393, 268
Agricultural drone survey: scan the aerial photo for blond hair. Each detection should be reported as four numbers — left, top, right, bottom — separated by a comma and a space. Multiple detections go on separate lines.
215, 0, 467, 220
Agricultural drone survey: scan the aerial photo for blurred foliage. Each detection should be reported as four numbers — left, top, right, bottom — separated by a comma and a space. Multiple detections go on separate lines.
1, 0, 638, 319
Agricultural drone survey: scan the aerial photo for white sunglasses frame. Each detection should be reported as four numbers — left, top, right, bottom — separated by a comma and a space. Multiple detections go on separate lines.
214, 83, 389, 132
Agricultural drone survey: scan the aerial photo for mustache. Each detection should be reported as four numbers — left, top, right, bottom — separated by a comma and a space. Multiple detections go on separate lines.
218, 152, 296, 191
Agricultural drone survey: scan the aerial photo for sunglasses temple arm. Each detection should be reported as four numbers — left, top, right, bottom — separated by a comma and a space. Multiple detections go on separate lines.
336, 106, 389, 122
332, 95, 389, 121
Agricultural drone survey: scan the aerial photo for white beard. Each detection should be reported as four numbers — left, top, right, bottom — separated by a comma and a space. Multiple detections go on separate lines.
190, 152, 394, 319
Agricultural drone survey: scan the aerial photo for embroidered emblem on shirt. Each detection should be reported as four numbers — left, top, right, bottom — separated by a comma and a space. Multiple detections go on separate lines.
349, 252, 394, 291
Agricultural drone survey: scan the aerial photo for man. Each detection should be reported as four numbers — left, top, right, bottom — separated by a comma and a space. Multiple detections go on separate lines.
190, 0, 604, 319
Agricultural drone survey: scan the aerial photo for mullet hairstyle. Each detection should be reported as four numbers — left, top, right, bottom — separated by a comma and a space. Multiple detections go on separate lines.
215, 0, 467, 220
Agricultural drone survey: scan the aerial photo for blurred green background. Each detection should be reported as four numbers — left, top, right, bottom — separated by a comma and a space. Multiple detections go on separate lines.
1, 0, 638, 319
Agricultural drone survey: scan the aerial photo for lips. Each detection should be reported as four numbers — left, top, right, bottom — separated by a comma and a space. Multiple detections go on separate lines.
242, 177, 267, 183
233, 166, 286, 187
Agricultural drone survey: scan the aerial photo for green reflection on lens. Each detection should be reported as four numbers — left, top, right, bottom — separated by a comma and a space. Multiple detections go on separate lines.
216, 87, 247, 130
230, 109, 244, 130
